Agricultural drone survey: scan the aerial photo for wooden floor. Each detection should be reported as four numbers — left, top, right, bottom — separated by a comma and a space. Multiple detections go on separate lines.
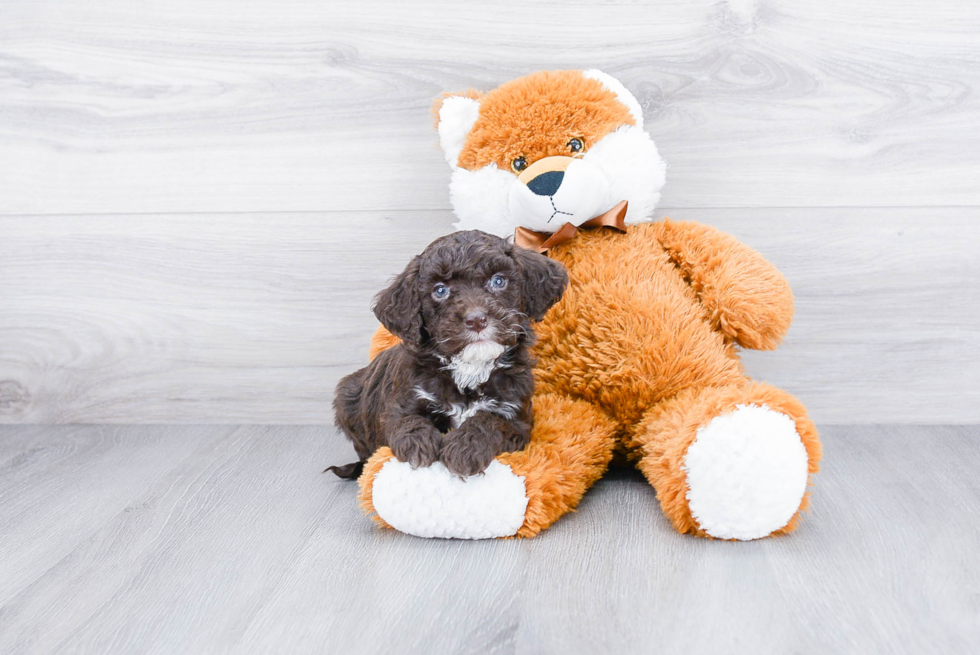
1, 424, 977, 654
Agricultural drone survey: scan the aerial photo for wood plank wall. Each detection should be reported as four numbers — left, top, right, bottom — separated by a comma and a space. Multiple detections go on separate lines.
1, 0, 978, 423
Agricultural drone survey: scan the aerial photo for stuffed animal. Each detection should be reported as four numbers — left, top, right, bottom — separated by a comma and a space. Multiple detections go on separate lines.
355, 70, 821, 540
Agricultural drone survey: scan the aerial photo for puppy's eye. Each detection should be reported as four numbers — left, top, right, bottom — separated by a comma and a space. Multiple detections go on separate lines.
567, 138, 584, 153
432, 283, 450, 300
511, 157, 528, 173
488, 274, 508, 291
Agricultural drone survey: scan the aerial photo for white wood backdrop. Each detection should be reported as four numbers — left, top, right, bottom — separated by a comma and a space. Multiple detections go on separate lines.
1, 0, 978, 423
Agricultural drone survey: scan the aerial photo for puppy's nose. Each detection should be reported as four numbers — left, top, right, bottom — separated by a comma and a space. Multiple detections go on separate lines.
526, 171, 564, 196
464, 311, 489, 332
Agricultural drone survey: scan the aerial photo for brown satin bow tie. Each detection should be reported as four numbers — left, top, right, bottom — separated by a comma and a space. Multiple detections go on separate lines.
514, 200, 629, 253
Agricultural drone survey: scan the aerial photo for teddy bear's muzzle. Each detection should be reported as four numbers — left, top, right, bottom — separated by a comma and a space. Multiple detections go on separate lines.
508, 156, 610, 232
517, 156, 573, 190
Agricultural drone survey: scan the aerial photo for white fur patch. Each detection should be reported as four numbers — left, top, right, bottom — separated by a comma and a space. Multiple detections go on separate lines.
583, 69, 645, 128
449, 164, 517, 237
413, 387, 439, 404
443, 341, 507, 391
372, 458, 529, 539
413, 386, 520, 429
682, 404, 810, 540
507, 158, 609, 232
438, 96, 481, 168
582, 125, 666, 225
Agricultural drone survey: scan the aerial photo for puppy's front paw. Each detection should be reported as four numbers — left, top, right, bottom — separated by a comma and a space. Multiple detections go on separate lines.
441, 427, 497, 478
502, 427, 531, 453
390, 424, 442, 469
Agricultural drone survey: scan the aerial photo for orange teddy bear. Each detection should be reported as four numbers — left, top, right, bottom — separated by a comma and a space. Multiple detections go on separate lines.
356, 70, 821, 541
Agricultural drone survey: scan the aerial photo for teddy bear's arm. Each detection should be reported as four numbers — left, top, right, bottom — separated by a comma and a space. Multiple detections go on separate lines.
654, 219, 794, 350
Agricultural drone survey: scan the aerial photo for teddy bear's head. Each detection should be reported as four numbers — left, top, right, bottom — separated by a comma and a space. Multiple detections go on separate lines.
435, 70, 667, 238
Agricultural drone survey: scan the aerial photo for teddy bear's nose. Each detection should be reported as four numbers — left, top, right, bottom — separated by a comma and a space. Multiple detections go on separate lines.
526, 171, 564, 196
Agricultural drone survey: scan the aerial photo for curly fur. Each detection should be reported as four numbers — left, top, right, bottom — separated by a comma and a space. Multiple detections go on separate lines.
329, 230, 567, 479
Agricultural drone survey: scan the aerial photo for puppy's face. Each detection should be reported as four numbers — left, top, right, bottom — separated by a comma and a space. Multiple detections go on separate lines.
373, 231, 567, 359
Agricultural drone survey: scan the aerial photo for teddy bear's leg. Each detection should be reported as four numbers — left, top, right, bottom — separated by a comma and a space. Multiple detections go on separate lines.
357, 392, 618, 539
500, 393, 619, 537
631, 380, 821, 540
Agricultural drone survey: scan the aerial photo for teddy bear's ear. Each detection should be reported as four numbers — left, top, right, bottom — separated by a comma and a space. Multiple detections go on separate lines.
582, 70, 644, 129
432, 91, 482, 169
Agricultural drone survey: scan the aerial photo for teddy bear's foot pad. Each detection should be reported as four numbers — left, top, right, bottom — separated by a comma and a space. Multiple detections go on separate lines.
372, 459, 529, 539
683, 404, 809, 540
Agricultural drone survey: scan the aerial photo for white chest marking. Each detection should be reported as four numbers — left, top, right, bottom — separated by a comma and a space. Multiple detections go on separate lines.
442, 341, 508, 391
413, 387, 520, 429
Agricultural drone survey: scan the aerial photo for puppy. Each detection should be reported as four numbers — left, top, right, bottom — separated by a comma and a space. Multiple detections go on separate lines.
327, 230, 568, 479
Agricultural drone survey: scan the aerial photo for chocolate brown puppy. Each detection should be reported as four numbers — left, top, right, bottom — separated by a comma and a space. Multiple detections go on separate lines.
327, 230, 567, 479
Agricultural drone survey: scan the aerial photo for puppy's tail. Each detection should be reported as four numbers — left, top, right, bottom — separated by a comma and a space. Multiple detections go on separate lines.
323, 460, 365, 479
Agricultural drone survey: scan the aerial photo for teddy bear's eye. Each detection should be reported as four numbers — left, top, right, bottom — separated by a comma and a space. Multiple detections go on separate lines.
511, 157, 528, 173
568, 138, 585, 153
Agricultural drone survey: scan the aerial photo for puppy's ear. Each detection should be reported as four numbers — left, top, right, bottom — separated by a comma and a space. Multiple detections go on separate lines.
372, 256, 426, 346
510, 246, 569, 322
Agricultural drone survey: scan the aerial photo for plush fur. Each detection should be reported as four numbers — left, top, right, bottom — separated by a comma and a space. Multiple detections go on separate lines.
357, 70, 822, 540
439, 70, 667, 236
329, 230, 567, 479
454, 70, 635, 172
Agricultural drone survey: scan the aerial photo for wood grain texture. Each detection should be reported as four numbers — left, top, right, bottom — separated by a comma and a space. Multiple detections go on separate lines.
1, 1, 979, 214
0, 424, 977, 654
2, 208, 977, 424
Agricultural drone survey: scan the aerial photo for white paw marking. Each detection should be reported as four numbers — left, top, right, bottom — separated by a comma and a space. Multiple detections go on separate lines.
682, 404, 809, 540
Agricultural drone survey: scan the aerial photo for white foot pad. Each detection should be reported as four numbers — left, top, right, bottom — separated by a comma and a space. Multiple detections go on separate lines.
683, 404, 809, 540
372, 459, 529, 539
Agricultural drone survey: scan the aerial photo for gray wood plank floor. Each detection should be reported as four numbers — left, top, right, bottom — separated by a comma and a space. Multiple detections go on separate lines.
1, 424, 977, 654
